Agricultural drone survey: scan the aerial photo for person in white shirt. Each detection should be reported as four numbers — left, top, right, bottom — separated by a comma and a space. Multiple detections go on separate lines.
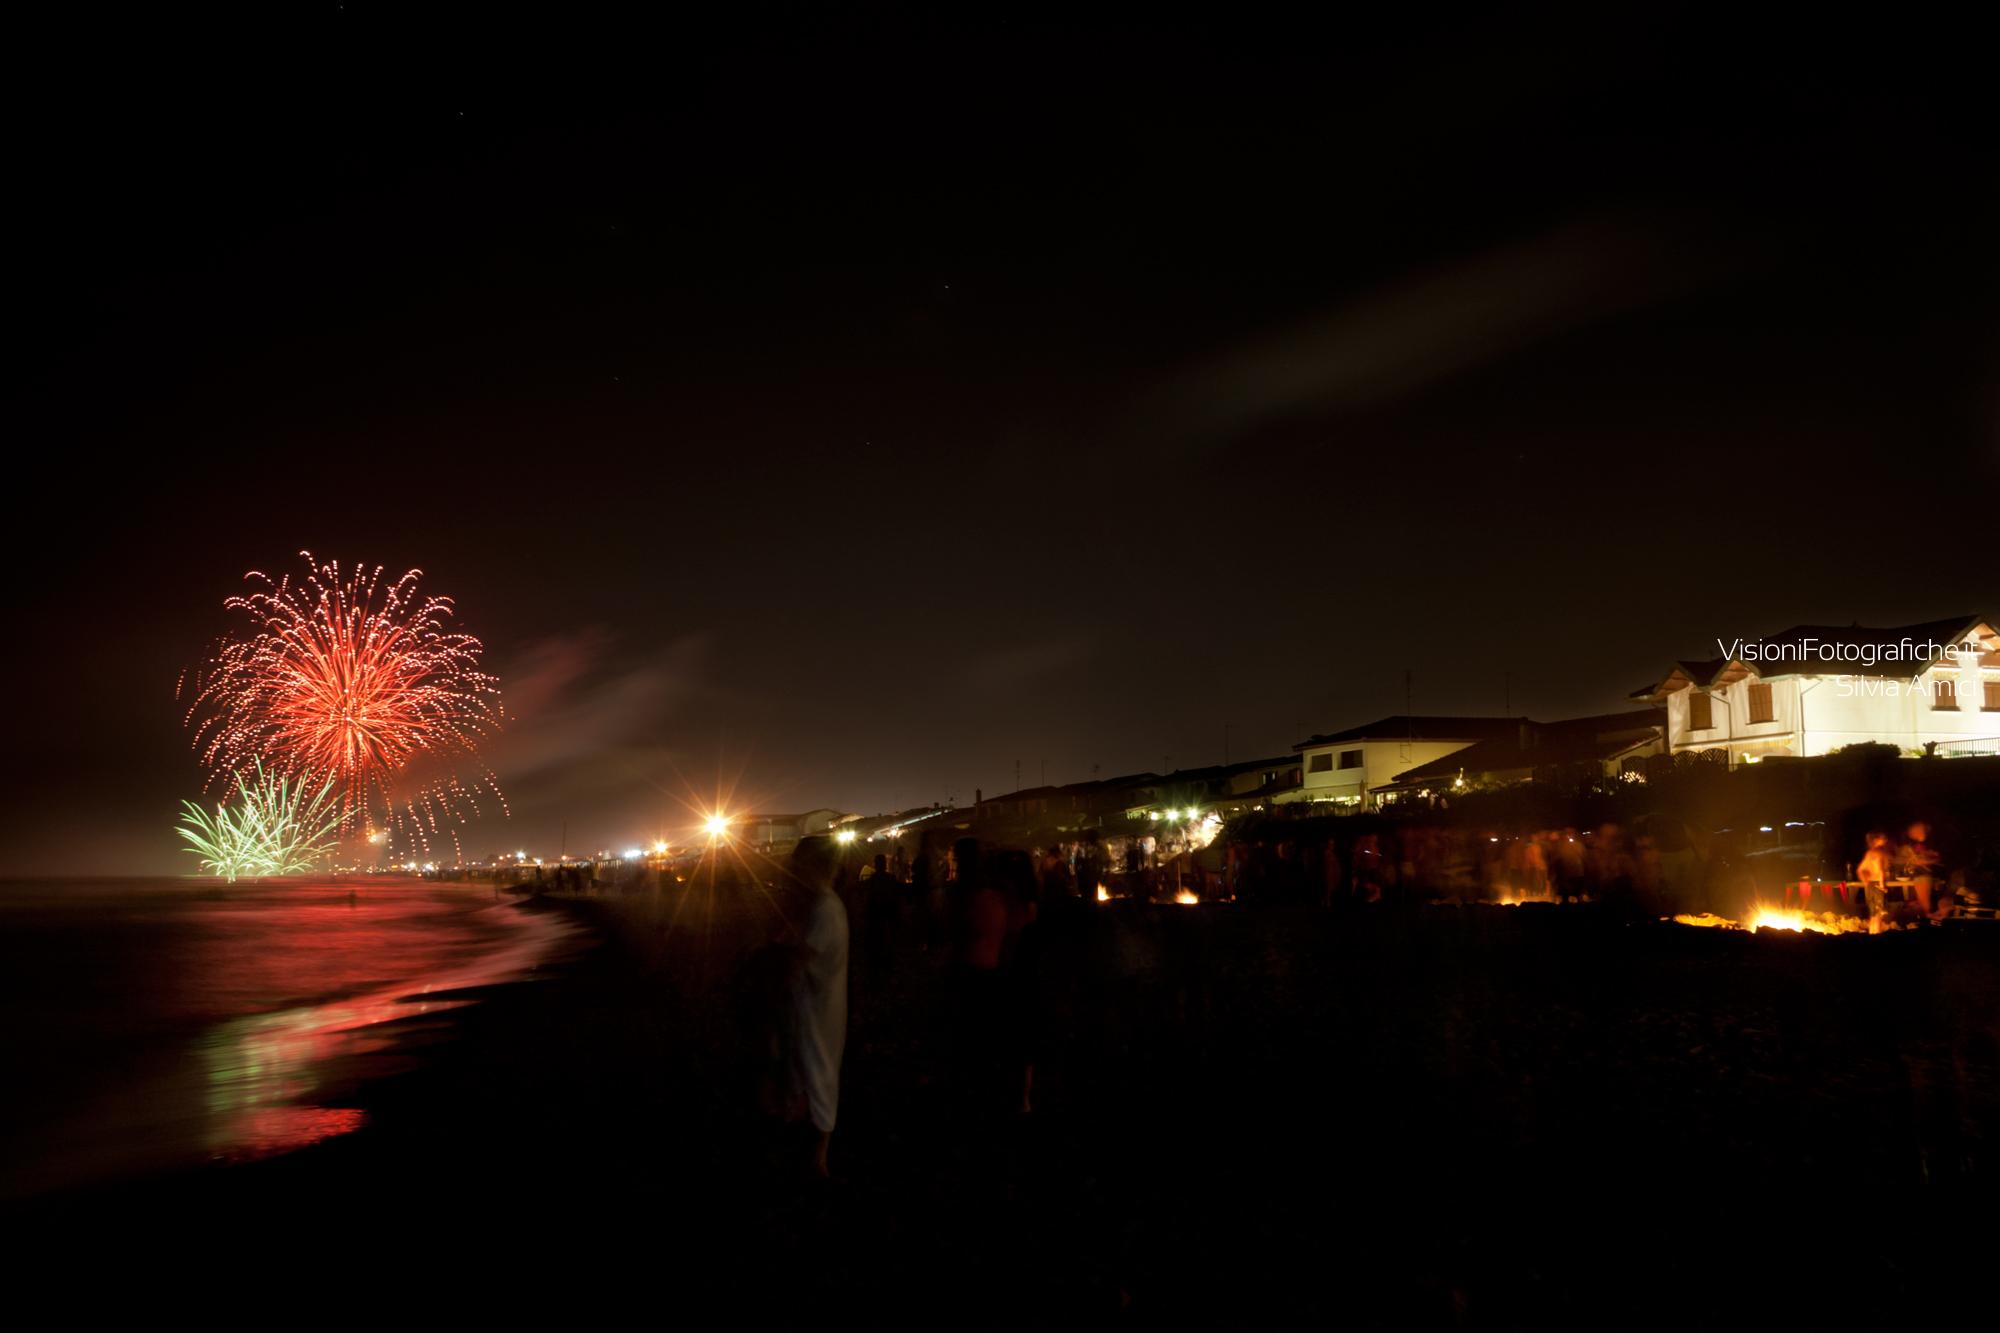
787, 836, 850, 1179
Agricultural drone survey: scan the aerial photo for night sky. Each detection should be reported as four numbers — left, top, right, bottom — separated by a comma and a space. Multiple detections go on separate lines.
9, 9, 1994, 872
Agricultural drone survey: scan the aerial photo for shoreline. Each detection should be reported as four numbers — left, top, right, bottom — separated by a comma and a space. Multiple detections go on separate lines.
1, 881, 588, 1201
14, 891, 1999, 1320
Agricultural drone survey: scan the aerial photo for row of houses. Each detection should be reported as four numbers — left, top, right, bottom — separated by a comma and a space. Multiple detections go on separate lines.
957, 614, 2000, 824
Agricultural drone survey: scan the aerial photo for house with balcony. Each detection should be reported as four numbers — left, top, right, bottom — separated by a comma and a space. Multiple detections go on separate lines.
1629, 615, 1999, 765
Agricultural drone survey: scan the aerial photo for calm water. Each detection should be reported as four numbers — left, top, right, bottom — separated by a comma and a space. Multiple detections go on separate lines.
0, 876, 580, 1198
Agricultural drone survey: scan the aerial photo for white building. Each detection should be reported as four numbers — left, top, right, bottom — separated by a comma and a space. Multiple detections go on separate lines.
1279, 716, 1525, 811
1631, 616, 2000, 765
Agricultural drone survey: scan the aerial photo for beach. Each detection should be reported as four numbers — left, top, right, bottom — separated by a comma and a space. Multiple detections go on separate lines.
0, 876, 582, 1199
14, 881, 1998, 1322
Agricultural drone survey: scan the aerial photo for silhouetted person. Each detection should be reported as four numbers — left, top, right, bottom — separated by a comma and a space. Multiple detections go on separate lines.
1077, 828, 1105, 903
863, 852, 900, 973
1857, 831, 1893, 933
786, 836, 849, 1179
1899, 821, 1941, 917
913, 832, 946, 953
990, 849, 1041, 1114
947, 838, 1010, 1111
1038, 843, 1074, 901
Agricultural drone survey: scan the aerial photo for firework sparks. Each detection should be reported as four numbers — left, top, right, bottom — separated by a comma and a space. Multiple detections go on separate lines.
177, 761, 344, 880
183, 552, 505, 852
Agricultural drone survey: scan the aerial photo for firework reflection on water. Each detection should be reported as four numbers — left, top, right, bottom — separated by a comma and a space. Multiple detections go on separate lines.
0, 877, 577, 1198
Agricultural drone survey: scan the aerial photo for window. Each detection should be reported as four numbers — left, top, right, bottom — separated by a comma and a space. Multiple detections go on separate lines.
1986, 680, 2000, 712
1309, 753, 1333, 773
1338, 749, 1363, 770
1932, 677, 1957, 710
1688, 692, 1713, 730
1747, 682, 1774, 724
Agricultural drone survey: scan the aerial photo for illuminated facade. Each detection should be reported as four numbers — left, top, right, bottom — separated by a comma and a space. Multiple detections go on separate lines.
1632, 616, 2000, 765
1280, 717, 1525, 811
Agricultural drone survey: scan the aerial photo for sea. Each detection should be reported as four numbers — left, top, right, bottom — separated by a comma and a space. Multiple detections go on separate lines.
0, 875, 579, 1199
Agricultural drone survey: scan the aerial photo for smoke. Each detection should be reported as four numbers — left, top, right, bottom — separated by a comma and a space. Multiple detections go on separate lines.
486, 629, 712, 780
1152, 216, 1729, 448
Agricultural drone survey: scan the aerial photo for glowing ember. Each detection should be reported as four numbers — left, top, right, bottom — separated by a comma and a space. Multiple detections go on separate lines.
1747, 908, 1865, 935
1671, 909, 1867, 935
1096, 885, 1110, 902
1174, 889, 1200, 905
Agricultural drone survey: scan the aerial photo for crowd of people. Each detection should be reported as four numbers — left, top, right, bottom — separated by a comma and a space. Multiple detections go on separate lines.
747, 829, 1233, 1179
579, 809, 1991, 1180
1852, 819, 1963, 932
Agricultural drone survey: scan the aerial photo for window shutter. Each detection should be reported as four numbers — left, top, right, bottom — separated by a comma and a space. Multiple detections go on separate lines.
1689, 693, 1713, 730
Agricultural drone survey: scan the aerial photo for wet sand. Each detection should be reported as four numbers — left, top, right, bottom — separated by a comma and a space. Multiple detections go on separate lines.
15, 890, 2000, 1323
0, 877, 582, 1197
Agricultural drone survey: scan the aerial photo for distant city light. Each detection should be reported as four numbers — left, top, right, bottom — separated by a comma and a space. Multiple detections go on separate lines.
652, 840, 669, 854
623, 847, 644, 859
834, 828, 857, 844
705, 814, 729, 838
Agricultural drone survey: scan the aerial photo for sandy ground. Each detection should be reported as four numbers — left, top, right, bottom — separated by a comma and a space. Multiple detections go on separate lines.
17, 888, 2000, 1324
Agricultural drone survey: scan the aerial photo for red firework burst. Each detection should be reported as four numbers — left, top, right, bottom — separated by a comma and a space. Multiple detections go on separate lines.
182, 551, 506, 851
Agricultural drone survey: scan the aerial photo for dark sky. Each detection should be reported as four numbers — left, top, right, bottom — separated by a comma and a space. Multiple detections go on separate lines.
8, 8, 1995, 872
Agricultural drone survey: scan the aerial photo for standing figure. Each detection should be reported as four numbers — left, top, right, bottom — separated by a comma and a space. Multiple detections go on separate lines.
1899, 821, 1942, 918
787, 836, 849, 1179
1856, 831, 1894, 933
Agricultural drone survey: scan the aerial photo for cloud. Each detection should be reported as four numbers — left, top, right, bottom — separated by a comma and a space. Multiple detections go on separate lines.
484, 629, 712, 780
1154, 216, 1729, 446
965, 638, 1092, 692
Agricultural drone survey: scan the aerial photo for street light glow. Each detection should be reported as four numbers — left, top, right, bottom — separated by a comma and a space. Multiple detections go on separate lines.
705, 813, 729, 838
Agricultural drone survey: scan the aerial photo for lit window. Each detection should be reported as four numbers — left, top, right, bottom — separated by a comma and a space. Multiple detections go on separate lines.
1932, 677, 1957, 711
1986, 680, 2000, 712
